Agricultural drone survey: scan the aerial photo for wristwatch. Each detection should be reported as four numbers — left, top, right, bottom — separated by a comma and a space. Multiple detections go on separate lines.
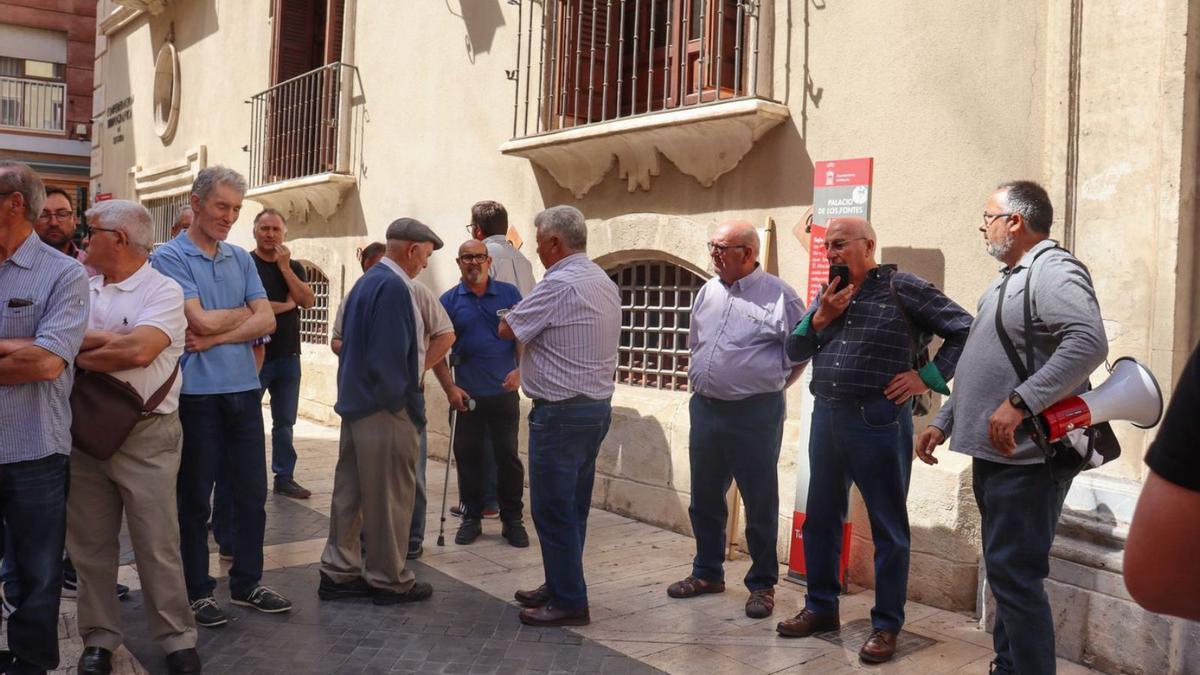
1008, 390, 1028, 411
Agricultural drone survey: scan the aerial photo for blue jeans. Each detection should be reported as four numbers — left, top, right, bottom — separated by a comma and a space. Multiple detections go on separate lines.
0, 454, 69, 673
688, 392, 785, 591
408, 430, 428, 550
178, 391, 267, 600
974, 458, 1070, 675
527, 398, 612, 612
259, 355, 301, 480
803, 395, 913, 634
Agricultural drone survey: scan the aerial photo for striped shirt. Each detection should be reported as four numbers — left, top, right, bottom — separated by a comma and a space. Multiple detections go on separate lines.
485, 234, 535, 296
504, 252, 620, 401
0, 232, 90, 463
688, 266, 807, 400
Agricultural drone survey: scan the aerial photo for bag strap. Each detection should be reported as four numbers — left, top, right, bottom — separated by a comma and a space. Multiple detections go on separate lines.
994, 245, 1063, 382
141, 362, 179, 414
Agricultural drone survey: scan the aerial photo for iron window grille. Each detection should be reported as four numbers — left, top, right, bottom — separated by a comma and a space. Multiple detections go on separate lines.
142, 193, 190, 246
299, 261, 331, 345
608, 260, 705, 391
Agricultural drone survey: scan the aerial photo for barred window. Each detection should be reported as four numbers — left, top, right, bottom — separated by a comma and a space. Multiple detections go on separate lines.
142, 193, 190, 246
608, 260, 706, 391
299, 261, 330, 345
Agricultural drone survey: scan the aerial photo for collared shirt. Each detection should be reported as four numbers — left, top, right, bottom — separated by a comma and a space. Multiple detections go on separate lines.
150, 231, 267, 395
87, 262, 186, 414
504, 252, 620, 401
0, 232, 89, 463
484, 234, 536, 296
787, 266, 973, 400
933, 240, 1108, 464
689, 266, 807, 400
441, 278, 522, 398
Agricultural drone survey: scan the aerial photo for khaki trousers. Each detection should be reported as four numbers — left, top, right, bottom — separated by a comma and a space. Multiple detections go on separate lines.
320, 409, 418, 593
66, 412, 198, 654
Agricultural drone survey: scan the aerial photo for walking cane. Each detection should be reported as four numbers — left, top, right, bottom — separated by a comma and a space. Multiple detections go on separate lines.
437, 355, 474, 546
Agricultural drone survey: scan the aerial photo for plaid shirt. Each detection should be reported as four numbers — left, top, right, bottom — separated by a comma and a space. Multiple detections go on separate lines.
786, 266, 973, 399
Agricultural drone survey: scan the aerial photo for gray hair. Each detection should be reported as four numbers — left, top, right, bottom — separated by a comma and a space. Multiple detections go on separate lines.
0, 160, 45, 222
86, 200, 153, 253
995, 180, 1053, 234
174, 205, 192, 225
534, 205, 587, 251
191, 165, 247, 205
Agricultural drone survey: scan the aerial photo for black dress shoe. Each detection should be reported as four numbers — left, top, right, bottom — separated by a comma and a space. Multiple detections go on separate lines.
78, 646, 113, 675
519, 603, 590, 627
318, 571, 374, 601
502, 521, 530, 548
165, 647, 202, 675
372, 581, 433, 605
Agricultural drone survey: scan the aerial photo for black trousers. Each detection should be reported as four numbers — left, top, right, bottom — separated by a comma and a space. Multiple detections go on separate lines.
452, 391, 525, 523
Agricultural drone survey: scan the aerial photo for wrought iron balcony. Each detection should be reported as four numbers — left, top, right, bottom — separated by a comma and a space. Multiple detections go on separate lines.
0, 76, 66, 134
245, 62, 362, 222
501, 0, 788, 197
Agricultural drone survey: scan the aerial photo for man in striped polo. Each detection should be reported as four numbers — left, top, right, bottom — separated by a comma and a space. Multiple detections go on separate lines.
500, 205, 620, 627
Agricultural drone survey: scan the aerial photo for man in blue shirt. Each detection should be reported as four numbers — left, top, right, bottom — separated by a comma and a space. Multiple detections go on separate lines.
151, 166, 293, 628
0, 160, 89, 673
318, 220, 433, 606
435, 240, 528, 548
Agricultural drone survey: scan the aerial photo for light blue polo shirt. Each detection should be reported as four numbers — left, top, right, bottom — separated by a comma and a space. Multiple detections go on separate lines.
151, 232, 267, 395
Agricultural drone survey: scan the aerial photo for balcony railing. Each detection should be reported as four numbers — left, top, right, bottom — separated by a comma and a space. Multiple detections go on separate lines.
246, 62, 358, 188
0, 76, 66, 134
508, 0, 767, 138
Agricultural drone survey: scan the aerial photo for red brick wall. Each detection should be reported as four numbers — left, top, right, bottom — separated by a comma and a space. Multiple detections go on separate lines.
0, 0, 97, 138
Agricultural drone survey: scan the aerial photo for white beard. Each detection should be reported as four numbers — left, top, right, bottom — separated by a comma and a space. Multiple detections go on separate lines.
986, 232, 1015, 261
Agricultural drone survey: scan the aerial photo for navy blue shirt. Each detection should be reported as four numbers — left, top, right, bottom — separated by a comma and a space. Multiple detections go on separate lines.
440, 279, 522, 398
335, 263, 423, 426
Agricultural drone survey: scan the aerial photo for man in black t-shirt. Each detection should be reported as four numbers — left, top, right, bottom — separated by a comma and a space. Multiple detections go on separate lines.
250, 209, 316, 498
1124, 341, 1200, 622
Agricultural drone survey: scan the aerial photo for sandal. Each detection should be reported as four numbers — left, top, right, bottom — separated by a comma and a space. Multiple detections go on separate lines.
745, 588, 775, 618
666, 575, 726, 599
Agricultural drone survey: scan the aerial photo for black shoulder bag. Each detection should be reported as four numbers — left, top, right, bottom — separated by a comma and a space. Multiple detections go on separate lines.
993, 246, 1119, 483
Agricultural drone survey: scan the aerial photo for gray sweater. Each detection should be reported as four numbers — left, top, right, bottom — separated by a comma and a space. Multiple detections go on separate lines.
932, 240, 1108, 464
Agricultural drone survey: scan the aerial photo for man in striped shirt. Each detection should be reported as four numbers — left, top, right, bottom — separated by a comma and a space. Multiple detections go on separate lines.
0, 160, 90, 673
499, 205, 620, 627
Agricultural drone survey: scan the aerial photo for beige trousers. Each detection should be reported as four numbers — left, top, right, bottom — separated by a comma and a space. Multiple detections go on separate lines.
66, 411, 198, 654
321, 408, 419, 593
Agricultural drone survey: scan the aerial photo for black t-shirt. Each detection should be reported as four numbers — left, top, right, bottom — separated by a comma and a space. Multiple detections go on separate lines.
251, 252, 306, 360
1145, 342, 1200, 492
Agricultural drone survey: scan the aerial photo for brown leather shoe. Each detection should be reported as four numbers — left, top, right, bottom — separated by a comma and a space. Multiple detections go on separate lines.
776, 607, 840, 638
518, 604, 590, 627
514, 583, 550, 608
745, 587, 775, 618
666, 575, 725, 599
859, 629, 898, 663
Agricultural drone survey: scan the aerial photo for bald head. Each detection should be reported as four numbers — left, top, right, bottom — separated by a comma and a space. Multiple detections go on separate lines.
826, 216, 876, 243
458, 239, 487, 257
709, 220, 760, 285
715, 220, 759, 255
456, 238, 491, 288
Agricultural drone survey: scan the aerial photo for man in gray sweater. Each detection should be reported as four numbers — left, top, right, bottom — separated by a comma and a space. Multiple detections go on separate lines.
916, 181, 1107, 675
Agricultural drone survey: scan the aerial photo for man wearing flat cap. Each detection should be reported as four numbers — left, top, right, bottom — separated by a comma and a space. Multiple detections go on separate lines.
318, 218, 448, 604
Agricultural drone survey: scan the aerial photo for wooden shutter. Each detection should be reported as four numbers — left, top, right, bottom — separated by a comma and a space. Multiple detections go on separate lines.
324, 0, 345, 64
272, 0, 323, 84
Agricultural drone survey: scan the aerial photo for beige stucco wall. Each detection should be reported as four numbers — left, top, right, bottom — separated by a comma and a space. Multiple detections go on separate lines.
92, 0, 1197, 646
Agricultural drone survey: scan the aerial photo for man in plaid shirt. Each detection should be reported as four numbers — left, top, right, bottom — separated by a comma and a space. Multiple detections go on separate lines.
777, 217, 972, 663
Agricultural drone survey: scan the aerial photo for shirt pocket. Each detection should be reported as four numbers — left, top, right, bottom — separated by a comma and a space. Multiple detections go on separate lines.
0, 303, 40, 339
726, 304, 779, 348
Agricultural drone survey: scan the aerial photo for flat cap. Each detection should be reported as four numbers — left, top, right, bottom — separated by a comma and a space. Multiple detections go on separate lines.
385, 217, 443, 250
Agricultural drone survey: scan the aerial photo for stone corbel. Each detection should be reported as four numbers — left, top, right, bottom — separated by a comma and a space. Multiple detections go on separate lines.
244, 173, 358, 224
499, 98, 790, 198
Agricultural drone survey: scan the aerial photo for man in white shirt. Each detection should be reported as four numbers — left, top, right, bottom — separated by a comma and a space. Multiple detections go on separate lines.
67, 200, 199, 675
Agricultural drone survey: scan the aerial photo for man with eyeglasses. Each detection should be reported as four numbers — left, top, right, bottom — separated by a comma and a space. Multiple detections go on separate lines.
0, 160, 90, 673
435, 240, 528, 548
915, 182, 1107, 674
778, 216, 972, 663
667, 221, 806, 622
35, 187, 95, 276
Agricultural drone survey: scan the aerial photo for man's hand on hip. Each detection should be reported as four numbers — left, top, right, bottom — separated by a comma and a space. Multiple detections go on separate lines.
988, 400, 1025, 455
915, 426, 945, 465
502, 368, 521, 392
884, 369, 928, 404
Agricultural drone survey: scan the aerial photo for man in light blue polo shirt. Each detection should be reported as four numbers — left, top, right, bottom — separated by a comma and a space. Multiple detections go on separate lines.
151, 166, 293, 629
0, 160, 90, 673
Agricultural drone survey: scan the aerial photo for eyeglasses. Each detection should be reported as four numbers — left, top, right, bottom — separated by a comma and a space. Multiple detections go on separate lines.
457, 254, 489, 263
982, 212, 1013, 225
38, 210, 74, 222
86, 225, 121, 238
822, 237, 868, 253
465, 224, 477, 235
706, 242, 750, 255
